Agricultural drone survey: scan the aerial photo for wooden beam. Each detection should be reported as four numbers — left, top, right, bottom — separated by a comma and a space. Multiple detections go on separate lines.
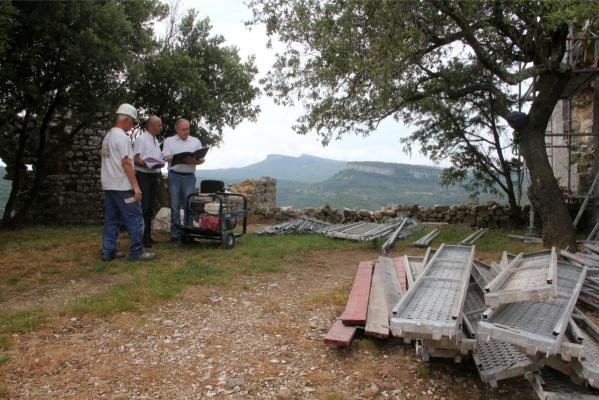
324, 319, 357, 346
365, 262, 390, 338
392, 256, 408, 292
340, 261, 374, 326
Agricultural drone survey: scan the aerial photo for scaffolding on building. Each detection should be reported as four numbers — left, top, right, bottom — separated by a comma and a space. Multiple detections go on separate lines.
517, 31, 599, 232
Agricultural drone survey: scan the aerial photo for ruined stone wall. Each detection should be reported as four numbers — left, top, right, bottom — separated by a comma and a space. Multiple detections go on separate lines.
254, 202, 523, 228
31, 123, 105, 224
229, 177, 276, 215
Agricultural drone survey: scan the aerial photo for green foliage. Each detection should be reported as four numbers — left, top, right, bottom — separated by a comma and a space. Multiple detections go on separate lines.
0, 1, 259, 224
130, 10, 260, 143
248, 0, 599, 242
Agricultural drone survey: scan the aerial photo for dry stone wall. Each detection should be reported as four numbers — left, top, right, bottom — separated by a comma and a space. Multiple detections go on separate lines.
255, 202, 525, 228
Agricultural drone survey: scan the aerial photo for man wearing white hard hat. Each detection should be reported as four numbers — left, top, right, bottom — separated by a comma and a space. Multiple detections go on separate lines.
100, 103, 156, 261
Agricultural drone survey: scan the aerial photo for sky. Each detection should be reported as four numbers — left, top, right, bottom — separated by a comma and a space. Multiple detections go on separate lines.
170, 0, 436, 170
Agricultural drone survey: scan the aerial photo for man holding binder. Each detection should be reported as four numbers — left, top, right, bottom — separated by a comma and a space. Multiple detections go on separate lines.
133, 115, 163, 248
163, 118, 205, 242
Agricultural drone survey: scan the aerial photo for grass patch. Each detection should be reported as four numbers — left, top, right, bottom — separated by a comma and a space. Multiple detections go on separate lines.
354, 337, 378, 351
304, 287, 349, 306
416, 365, 430, 377
0, 355, 8, 364
71, 260, 229, 316
0, 382, 8, 397
0, 227, 365, 333
0, 335, 10, 351
0, 309, 46, 333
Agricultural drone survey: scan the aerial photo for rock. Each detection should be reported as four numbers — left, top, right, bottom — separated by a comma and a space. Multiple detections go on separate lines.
277, 387, 292, 399
226, 377, 244, 388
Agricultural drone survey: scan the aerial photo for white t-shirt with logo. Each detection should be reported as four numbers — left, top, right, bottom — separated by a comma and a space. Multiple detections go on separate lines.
133, 130, 162, 174
162, 134, 202, 174
101, 127, 134, 191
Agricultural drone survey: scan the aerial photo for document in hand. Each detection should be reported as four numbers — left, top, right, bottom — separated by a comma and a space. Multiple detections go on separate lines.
144, 157, 166, 169
171, 147, 209, 166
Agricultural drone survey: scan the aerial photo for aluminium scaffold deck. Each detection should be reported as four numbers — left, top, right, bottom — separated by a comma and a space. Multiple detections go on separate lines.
390, 244, 475, 341
484, 248, 558, 309
572, 309, 599, 389
255, 215, 331, 235
404, 255, 424, 288
324, 219, 413, 242
478, 261, 587, 356
526, 367, 599, 400
463, 279, 541, 387
471, 259, 497, 292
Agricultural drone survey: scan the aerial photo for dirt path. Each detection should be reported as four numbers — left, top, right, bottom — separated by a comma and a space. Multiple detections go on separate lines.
2, 247, 536, 399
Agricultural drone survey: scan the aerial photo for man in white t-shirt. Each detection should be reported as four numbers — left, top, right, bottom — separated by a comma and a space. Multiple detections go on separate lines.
133, 115, 163, 248
100, 103, 156, 261
162, 118, 204, 241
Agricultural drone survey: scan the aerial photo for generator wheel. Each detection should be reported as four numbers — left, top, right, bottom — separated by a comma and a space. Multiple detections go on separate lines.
222, 231, 235, 249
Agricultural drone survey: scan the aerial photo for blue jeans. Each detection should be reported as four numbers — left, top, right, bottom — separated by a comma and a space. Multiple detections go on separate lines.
168, 171, 197, 239
102, 190, 144, 259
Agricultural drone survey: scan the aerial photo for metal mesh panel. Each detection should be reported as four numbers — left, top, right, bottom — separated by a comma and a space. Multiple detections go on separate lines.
573, 312, 599, 389
401, 279, 462, 323
391, 245, 474, 340
527, 368, 599, 399
478, 262, 587, 355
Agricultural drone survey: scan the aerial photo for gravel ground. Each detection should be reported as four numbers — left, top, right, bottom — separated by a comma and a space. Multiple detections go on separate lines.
2, 246, 541, 399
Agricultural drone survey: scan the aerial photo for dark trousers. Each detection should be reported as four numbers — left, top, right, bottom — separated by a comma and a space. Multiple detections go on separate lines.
136, 171, 159, 243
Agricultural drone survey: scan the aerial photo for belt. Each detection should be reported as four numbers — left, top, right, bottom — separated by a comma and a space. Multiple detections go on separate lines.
169, 170, 193, 176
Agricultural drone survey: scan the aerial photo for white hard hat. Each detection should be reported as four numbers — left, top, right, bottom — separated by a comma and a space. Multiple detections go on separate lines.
115, 103, 138, 121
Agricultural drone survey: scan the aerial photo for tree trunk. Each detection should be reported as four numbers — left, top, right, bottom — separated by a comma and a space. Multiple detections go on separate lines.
520, 73, 576, 248
1, 111, 31, 228
20, 97, 60, 221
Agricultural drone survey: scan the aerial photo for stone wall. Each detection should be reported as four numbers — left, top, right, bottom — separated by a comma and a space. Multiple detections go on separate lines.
255, 202, 524, 228
229, 177, 276, 216
25, 120, 106, 225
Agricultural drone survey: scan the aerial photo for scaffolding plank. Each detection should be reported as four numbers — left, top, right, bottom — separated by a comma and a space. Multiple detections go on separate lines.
324, 319, 357, 347
392, 257, 408, 292
365, 262, 390, 338
464, 279, 540, 387
526, 368, 599, 400
404, 255, 424, 288
572, 309, 599, 389
339, 261, 373, 326
390, 244, 475, 340
472, 259, 497, 292
378, 257, 403, 308
478, 261, 587, 356
484, 248, 558, 309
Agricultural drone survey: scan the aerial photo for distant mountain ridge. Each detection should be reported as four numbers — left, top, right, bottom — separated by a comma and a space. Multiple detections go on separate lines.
197, 154, 346, 183
200, 154, 501, 208
280, 160, 492, 208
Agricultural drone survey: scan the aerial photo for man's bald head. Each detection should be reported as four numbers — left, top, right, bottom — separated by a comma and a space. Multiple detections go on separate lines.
145, 115, 162, 135
175, 118, 190, 140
